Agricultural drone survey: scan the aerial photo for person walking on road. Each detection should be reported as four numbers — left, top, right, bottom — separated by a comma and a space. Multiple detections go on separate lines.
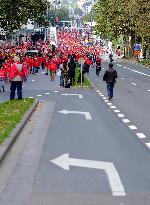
103, 63, 118, 100
9, 56, 27, 100
68, 57, 76, 85
96, 56, 102, 76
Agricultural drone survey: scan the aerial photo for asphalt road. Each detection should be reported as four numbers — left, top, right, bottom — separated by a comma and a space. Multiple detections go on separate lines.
0, 61, 150, 205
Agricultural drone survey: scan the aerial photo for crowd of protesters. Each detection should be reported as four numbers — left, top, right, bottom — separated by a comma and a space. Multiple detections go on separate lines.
0, 29, 118, 100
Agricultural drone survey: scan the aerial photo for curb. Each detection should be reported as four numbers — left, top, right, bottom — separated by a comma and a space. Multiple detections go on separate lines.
0, 99, 39, 164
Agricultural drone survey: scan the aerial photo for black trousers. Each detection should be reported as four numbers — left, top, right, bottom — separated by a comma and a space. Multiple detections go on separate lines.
10, 81, 22, 100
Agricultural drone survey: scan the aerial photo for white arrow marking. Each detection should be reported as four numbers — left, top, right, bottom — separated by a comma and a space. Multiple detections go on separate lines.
61, 93, 83, 99
58, 110, 92, 120
50, 154, 126, 196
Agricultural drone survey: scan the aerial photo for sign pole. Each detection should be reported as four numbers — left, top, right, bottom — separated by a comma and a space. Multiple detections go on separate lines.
81, 61, 83, 87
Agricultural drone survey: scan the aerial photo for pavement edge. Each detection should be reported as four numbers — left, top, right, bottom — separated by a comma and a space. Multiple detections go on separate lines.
0, 99, 39, 164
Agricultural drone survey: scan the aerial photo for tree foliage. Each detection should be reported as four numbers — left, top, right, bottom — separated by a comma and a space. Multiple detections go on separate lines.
74, 6, 83, 17
94, 0, 150, 39
48, 7, 69, 26
0, 0, 47, 31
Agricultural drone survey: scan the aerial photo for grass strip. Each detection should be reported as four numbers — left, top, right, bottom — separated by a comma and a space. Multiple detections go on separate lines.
73, 68, 91, 87
137, 60, 150, 67
0, 98, 34, 144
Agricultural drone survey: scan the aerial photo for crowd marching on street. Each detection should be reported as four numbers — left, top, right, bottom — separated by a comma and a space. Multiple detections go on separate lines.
0, 29, 118, 100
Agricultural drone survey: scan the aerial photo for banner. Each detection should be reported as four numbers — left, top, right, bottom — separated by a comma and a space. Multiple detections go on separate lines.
50, 27, 57, 45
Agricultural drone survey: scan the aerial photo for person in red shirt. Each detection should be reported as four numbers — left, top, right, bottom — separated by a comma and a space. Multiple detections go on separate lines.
9, 56, 27, 100
48, 60, 57, 81
33, 55, 39, 74
96, 56, 102, 76
0, 64, 6, 92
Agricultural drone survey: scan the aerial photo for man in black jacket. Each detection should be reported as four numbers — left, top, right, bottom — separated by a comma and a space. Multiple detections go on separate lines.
103, 63, 118, 100
68, 58, 76, 85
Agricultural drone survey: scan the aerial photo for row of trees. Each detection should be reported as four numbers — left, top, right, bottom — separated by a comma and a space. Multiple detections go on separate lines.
0, 0, 48, 31
0, 0, 72, 31
94, 0, 150, 58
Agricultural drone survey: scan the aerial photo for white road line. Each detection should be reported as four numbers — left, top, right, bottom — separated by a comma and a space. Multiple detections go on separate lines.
45, 93, 50, 95
99, 93, 103, 95
145, 143, 150, 149
104, 100, 109, 103
102, 97, 107, 100
124, 67, 126, 69
29, 97, 34, 99
54, 91, 59, 93
114, 110, 120, 113
51, 153, 126, 196
37, 95, 42, 97
96, 90, 100, 93
100, 95, 104, 97
121, 78, 124, 80
136, 133, 147, 139
122, 119, 130, 123
107, 102, 112, 105
148, 90, 150, 92
58, 110, 92, 120
128, 125, 138, 130
110, 106, 116, 109
32, 80, 35, 82
131, 83, 136, 86
118, 114, 125, 118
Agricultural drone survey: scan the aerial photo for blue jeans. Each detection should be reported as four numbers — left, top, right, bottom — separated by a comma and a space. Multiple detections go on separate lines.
0, 78, 4, 91
10, 81, 22, 100
107, 82, 114, 98
60, 75, 63, 86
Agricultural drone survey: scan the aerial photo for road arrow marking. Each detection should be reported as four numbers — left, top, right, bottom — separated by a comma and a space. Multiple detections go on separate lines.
58, 110, 92, 120
50, 154, 126, 196
61, 93, 83, 99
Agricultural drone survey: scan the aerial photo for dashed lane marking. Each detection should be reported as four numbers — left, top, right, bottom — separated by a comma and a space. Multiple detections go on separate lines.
128, 125, 138, 130
114, 110, 120, 113
131, 83, 136, 86
45, 93, 50, 95
145, 143, 150, 149
107, 102, 112, 105
37, 95, 42, 97
148, 90, 150, 92
110, 106, 116, 109
136, 133, 147, 139
96, 90, 149, 151
54, 91, 59, 93
118, 114, 125, 118
122, 119, 130, 123
29, 97, 34, 99
121, 78, 124, 80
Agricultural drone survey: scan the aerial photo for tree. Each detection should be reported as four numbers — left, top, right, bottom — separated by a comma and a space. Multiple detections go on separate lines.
48, 7, 69, 26
94, 0, 150, 57
0, 0, 47, 31
74, 6, 83, 17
